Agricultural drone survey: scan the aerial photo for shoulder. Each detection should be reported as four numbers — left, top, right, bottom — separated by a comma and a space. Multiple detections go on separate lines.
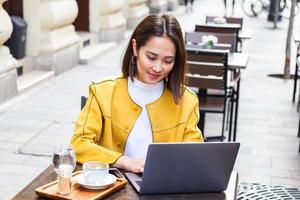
174, 86, 199, 109
89, 75, 126, 91
182, 86, 198, 104
91, 75, 125, 86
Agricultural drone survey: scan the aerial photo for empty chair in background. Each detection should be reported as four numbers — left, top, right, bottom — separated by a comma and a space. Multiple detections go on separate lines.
185, 31, 237, 53
185, 49, 238, 141
195, 24, 240, 52
205, 16, 244, 51
205, 16, 243, 28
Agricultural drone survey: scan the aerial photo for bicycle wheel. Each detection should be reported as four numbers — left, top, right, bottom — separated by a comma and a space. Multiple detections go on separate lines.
242, 0, 265, 17
281, 0, 300, 19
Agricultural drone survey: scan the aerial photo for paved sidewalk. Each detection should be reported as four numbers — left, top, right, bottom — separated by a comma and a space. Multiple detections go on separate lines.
1, 0, 300, 199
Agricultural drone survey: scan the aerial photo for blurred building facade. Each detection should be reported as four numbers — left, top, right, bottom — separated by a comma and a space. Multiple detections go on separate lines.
0, 0, 181, 104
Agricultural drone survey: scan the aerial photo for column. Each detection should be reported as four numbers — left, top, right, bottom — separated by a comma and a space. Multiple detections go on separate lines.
23, 0, 80, 74
0, 0, 18, 103
90, 0, 127, 42
127, 0, 149, 29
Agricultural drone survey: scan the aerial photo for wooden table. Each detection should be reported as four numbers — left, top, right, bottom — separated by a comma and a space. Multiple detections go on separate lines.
228, 52, 249, 70
12, 165, 239, 200
239, 29, 253, 40
185, 46, 249, 70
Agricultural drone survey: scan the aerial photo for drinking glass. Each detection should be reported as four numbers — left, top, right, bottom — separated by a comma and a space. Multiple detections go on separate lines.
52, 146, 76, 195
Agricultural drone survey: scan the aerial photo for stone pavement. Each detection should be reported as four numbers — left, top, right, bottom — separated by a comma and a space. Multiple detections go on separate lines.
1, 0, 300, 199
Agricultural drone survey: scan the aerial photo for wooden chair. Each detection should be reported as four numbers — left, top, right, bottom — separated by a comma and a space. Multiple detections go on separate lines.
205, 16, 243, 28
185, 31, 240, 133
195, 25, 240, 52
205, 16, 244, 52
185, 31, 237, 53
185, 48, 236, 141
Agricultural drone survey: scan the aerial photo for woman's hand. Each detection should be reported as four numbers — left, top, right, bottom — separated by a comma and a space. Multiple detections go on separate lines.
112, 156, 145, 173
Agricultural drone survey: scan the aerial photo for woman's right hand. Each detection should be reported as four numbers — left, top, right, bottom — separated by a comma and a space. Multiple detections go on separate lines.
112, 155, 145, 173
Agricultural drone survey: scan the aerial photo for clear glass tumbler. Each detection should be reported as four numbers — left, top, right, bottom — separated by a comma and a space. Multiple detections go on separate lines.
52, 146, 76, 195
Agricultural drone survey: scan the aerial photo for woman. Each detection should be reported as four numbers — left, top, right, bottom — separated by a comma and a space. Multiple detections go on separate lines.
71, 14, 203, 173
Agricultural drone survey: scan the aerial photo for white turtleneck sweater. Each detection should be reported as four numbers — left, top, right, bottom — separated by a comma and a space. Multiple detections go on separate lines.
124, 77, 164, 159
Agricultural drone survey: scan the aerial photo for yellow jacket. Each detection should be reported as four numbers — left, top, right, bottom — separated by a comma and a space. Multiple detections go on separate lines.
71, 76, 203, 164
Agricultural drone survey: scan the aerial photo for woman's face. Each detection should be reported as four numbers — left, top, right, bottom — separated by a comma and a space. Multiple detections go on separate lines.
132, 36, 176, 85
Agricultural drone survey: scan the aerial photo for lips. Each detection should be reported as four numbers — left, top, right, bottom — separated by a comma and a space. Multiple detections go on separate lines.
147, 72, 160, 80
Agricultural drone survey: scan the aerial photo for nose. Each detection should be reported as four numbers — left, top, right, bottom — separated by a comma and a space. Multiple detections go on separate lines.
152, 63, 163, 73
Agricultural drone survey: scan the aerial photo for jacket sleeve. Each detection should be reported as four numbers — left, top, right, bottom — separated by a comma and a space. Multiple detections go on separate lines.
183, 96, 204, 142
71, 84, 122, 164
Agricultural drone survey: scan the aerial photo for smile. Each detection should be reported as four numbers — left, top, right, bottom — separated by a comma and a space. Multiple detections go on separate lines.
148, 72, 160, 80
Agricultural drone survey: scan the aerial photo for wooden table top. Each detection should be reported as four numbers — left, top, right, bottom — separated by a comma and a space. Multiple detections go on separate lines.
293, 30, 300, 42
12, 165, 239, 200
239, 29, 253, 40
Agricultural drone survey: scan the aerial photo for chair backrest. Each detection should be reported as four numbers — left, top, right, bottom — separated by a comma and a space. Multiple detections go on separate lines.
185, 48, 229, 91
205, 16, 243, 28
185, 32, 236, 52
195, 25, 239, 52
81, 96, 87, 110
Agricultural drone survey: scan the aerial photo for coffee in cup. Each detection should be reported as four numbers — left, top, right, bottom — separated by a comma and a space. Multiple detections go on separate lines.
82, 161, 109, 184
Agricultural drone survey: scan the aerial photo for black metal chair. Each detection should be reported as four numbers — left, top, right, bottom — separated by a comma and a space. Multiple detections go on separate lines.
293, 52, 300, 109
186, 48, 238, 141
81, 96, 87, 110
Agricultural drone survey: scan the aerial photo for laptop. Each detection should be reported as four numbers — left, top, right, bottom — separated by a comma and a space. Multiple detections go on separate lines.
125, 142, 240, 194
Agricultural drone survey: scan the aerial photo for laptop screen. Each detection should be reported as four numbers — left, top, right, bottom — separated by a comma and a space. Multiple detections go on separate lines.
129, 142, 240, 194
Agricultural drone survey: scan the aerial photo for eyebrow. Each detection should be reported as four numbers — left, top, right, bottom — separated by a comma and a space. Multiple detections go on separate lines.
146, 51, 175, 59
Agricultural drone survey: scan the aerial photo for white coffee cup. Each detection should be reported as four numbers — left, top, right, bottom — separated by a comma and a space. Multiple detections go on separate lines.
82, 161, 109, 184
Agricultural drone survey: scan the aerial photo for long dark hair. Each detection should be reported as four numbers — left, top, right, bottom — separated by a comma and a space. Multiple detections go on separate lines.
122, 14, 187, 104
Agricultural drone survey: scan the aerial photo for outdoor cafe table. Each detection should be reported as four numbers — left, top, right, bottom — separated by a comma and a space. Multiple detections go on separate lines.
185, 46, 249, 141
185, 45, 249, 70
12, 165, 239, 200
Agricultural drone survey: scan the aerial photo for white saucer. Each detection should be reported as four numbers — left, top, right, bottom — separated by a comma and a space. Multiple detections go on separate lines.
74, 173, 117, 190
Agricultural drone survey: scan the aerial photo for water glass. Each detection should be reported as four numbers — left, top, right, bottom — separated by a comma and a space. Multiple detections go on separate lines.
52, 146, 76, 195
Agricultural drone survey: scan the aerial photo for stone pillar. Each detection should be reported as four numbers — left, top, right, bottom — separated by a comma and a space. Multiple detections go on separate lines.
23, 0, 80, 74
0, 0, 18, 103
126, 0, 149, 29
147, 0, 168, 13
90, 0, 126, 42
167, 0, 179, 11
